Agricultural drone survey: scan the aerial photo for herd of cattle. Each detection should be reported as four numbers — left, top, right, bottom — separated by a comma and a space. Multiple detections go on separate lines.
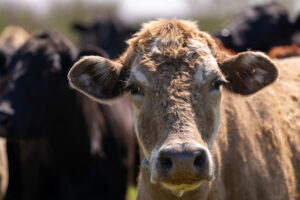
0, 2, 299, 200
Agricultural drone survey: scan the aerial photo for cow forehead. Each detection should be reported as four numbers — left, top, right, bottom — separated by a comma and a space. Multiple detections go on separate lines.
127, 19, 222, 85
131, 47, 220, 87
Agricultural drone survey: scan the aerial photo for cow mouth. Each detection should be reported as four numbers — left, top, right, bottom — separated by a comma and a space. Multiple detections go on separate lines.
161, 180, 203, 197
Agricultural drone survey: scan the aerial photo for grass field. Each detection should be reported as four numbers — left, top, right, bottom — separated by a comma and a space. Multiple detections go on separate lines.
126, 186, 138, 200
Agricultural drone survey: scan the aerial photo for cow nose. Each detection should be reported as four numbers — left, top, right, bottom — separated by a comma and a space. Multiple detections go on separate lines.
153, 144, 213, 183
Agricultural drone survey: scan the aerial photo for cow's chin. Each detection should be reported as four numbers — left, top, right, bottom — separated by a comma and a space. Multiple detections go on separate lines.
161, 181, 203, 197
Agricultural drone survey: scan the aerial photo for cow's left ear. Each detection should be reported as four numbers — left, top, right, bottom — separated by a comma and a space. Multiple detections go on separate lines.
220, 51, 278, 95
68, 56, 128, 103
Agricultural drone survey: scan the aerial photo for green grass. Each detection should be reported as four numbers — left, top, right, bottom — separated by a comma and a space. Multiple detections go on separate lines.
126, 186, 137, 200
198, 16, 234, 33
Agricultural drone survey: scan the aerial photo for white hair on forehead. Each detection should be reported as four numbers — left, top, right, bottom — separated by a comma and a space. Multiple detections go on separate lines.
132, 68, 148, 84
187, 39, 211, 56
194, 58, 219, 83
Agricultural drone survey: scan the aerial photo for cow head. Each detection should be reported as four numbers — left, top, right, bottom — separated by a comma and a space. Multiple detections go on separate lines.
73, 18, 136, 58
68, 19, 278, 196
0, 30, 78, 138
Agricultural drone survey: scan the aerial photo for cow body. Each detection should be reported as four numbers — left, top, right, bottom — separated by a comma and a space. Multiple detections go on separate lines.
73, 18, 136, 58
68, 19, 300, 200
0, 26, 29, 200
0, 30, 135, 200
215, 2, 299, 52
268, 44, 300, 59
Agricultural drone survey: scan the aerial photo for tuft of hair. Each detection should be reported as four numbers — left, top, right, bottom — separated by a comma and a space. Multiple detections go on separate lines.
124, 19, 229, 67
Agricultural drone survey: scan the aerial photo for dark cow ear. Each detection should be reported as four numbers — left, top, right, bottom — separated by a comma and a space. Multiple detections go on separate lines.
68, 56, 128, 103
220, 51, 278, 95
72, 22, 88, 32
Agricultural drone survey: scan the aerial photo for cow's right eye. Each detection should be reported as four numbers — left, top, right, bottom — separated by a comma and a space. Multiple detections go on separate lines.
127, 84, 143, 95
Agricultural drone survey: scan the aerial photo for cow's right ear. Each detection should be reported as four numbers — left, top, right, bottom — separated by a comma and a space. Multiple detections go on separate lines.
68, 56, 128, 103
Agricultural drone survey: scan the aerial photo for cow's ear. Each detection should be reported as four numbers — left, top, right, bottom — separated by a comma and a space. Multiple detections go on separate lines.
68, 56, 128, 103
220, 51, 278, 95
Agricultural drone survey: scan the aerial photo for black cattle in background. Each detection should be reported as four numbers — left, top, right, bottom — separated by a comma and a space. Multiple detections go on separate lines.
0, 30, 136, 200
0, 26, 30, 78
214, 2, 300, 52
73, 18, 136, 58
0, 26, 30, 200
0, 50, 8, 76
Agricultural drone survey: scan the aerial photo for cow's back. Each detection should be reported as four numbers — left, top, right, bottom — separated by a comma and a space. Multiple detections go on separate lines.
212, 57, 300, 200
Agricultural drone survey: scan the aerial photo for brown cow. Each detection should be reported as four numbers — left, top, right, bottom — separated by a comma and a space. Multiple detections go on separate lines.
68, 19, 300, 200
268, 44, 300, 59
0, 26, 29, 200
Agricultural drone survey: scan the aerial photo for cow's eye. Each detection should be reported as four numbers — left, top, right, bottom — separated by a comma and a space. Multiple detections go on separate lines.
211, 79, 225, 90
127, 84, 143, 95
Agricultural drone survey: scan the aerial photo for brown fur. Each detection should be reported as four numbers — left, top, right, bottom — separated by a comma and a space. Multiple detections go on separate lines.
68, 19, 300, 200
268, 44, 300, 59
213, 37, 236, 56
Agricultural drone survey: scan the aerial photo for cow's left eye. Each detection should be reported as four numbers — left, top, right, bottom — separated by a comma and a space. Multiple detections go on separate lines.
211, 79, 225, 90
127, 84, 143, 95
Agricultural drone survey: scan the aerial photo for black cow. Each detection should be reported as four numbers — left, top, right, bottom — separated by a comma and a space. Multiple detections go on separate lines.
73, 18, 136, 58
0, 30, 136, 200
215, 2, 300, 52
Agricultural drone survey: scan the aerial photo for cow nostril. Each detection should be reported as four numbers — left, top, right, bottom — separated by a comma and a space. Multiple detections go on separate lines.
193, 151, 207, 169
158, 156, 172, 170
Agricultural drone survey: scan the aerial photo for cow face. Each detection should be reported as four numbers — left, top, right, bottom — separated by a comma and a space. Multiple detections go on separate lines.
68, 19, 278, 196
0, 31, 77, 138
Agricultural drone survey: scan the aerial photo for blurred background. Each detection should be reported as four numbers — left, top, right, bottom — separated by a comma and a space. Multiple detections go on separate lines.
1, 0, 300, 43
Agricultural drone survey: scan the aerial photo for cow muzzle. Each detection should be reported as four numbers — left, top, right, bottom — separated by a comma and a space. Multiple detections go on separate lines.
150, 143, 214, 194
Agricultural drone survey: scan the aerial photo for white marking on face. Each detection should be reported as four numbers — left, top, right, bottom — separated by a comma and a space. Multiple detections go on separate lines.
131, 103, 150, 161
194, 67, 204, 83
187, 39, 211, 56
150, 148, 160, 184
194, 57, 219, 83
208, 106, 221, 149
132, 68, 148, 84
